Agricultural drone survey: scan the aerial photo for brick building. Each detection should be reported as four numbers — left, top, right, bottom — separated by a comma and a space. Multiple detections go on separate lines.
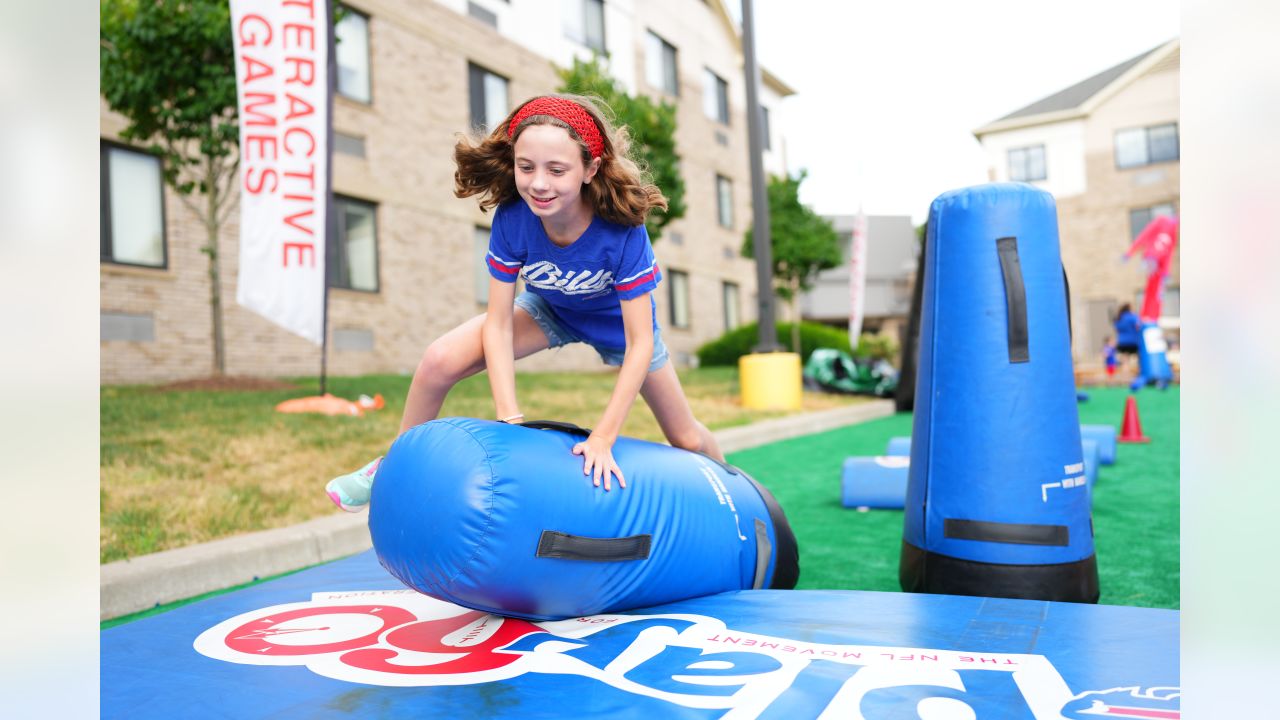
973, 39, 1180, 367
100, 0, 794, 383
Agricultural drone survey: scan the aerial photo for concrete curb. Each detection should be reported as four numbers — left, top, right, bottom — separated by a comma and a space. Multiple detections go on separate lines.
100, 399, 896, 621
101, 512, 372, 621
714, 400, 895, 454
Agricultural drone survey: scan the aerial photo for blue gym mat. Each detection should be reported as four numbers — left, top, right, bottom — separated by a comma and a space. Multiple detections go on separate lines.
101, 550, 1179, 719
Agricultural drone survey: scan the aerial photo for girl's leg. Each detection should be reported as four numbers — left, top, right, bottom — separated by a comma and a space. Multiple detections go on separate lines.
400, 308, 551, 433
327, 308, 549, 512
639, 363, 724, 462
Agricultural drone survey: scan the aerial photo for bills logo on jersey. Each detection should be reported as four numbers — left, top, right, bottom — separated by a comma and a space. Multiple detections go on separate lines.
520, 261, 614, 296
487, 251, 659, 300
194, 589, 1178, 718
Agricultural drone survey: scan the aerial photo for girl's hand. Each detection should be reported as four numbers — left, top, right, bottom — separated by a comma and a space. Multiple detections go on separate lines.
572, 433, 626, 491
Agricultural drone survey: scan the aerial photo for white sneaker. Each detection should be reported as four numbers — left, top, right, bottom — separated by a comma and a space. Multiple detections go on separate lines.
325, 457, 382, 512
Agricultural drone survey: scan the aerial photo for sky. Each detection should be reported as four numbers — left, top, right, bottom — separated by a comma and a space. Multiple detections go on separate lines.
739, 0, 1181, 223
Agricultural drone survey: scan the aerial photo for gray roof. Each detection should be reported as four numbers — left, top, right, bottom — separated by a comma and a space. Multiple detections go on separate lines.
993, 44, 1163, 123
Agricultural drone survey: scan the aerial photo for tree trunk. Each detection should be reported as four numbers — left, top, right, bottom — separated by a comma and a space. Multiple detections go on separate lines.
206, 161, 226, 376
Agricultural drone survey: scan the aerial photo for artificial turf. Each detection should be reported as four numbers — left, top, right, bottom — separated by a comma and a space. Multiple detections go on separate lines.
727, 385, 1179, 609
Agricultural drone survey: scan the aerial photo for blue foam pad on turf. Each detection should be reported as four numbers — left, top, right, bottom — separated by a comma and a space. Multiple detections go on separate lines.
885, 436, 912, 457
841, 456, 909, 508
101, 551, 1178, 719
1082, 438, 1099, 487
1080, 424, 1117, 465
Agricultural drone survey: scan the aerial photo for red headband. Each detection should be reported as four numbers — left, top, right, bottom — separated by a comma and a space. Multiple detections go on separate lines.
507, 97, 605, 159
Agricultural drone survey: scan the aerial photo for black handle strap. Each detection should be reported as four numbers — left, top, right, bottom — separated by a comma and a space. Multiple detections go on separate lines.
944, 519, 1068, 547
519, 420, 593, 436
1062, 264, 1073, 344
995, 236, 1030, 363
536, 530, 651, 562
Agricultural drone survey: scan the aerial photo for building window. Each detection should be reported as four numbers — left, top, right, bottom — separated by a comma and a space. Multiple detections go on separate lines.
716, 174, 733, 229
1008, 144, 1046, 182
474, 225, 491, 304
330, 196, 379, 292
467, 1, 497, 27
1128, 202, 1176, 241
564, 0, 605, 53
761, 106, 772, 151
1115, 123, 1179, 169
645, 31, 678, 96
703, 68, 729, 124
669, 269, 690, 329
469, 62, 509, 132
335, 7, 371, 103
722, 281, 740, 331
101, 142, 166, 268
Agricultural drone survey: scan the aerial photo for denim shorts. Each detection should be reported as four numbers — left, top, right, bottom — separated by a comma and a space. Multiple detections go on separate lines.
514, 291, 670, 373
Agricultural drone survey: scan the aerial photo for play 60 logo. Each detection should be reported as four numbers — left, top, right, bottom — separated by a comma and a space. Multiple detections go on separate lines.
195, 589, 1177, 719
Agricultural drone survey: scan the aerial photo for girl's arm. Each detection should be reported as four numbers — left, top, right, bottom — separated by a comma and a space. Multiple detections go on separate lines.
573, 293, 655, 491
482, 277, 522, 422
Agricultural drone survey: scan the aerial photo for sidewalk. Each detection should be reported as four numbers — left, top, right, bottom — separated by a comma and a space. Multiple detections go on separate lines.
100, 400, 894, 620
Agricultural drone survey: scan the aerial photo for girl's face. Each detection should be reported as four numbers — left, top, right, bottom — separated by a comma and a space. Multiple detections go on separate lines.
513, 124, 601, 224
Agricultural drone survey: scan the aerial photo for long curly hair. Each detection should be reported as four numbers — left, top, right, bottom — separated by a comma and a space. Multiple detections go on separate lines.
454, 93, 668, 227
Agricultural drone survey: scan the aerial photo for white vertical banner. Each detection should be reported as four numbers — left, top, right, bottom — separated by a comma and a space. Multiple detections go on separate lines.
848, 209, 869, 350
231, 0, 330, 345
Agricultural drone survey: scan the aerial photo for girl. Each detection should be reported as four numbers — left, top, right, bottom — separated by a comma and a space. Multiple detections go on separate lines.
326, 94, 722, 511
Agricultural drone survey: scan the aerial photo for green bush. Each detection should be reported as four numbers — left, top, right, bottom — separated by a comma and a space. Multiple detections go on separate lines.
855, 333, 899, 363
696, 322, 899, 366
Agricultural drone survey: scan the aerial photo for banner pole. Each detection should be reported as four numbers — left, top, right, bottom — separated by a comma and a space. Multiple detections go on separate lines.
319, 1, 337, 397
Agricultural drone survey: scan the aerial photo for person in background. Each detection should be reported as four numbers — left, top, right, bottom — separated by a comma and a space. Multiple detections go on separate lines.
1113, 303, 1142, 375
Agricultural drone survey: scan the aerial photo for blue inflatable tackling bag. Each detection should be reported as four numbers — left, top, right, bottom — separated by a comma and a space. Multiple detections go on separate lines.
901, 183, 1099, 603
1132, 322, 1174, 390
369, 419, 799, 621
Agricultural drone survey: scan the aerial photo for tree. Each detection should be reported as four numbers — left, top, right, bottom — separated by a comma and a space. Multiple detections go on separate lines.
558, 57, 685, 242
101, 0, 239, 375
742, 171, 842, 353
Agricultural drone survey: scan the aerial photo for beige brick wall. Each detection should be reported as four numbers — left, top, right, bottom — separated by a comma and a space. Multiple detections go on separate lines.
1057, 53, 1180, 365
637, 0, 760, 364
102, 0, 764, 384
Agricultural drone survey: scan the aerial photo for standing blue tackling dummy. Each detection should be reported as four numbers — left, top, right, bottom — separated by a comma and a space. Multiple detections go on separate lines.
1132, 321, 1174, 390
902, 183, 1099, 603
371, 418, 799, 620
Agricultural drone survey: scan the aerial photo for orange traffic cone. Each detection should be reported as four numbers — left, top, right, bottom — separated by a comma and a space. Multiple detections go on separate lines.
1117, 395, 1150, 443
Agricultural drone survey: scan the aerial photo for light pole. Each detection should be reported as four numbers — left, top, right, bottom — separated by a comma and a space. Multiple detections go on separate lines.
737, 0, 801, 411
741, 0, 780, 353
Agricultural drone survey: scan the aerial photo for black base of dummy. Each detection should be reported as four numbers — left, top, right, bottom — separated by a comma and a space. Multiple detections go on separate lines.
900, 541, 1099, 603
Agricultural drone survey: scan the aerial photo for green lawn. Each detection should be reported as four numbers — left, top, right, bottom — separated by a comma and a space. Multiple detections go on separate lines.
728, 385, 1179, 609
101, 381, 1177, 628
100, 367, 866, 563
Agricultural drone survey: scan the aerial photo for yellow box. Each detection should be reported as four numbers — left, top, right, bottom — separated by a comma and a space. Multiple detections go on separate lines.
739, 352, 802, 410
